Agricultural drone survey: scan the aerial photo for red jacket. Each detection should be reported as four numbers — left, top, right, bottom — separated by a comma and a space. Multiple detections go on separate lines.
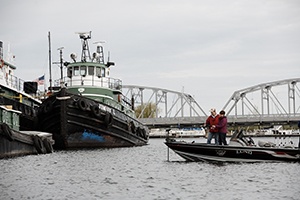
216, 116, 227, 134
205, 114, 219, 133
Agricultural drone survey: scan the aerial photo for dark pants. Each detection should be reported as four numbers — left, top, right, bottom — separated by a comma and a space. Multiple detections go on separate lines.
219, 133, 227, 145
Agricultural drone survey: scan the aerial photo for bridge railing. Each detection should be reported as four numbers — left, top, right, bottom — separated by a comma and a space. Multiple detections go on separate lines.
140, 114, 300, 127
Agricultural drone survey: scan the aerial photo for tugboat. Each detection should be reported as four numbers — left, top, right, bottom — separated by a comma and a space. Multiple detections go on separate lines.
37, 32, 149, 149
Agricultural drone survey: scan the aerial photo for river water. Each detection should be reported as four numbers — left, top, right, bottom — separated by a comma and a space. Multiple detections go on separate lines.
1, 137, 299, 200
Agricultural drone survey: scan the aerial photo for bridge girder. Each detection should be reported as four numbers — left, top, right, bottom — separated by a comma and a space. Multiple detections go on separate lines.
223, 78, 300, 118
122, 85, 207, 119
122, 78, 300, 127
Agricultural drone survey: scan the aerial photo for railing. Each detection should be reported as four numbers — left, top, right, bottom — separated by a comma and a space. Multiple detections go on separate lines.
55, 76, 122, 91
139, 114, 300, 127
0, 73, 24, 92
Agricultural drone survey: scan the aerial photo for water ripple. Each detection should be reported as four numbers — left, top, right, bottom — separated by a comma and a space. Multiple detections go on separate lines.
1, 138, 300, 200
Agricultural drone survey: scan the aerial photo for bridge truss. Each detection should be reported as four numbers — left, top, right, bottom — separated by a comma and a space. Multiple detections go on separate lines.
122, 85, 207, 118
223, 78, 300, 119
122, 78, 300, 127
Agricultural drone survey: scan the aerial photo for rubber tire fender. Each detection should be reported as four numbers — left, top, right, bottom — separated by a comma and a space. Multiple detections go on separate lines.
104, 112, 113, 127
42, 138, 53, 153
32, 135, 46, 154
136, 127, 142, 137
130, 121, 136, 134
141, 128, 147, 139
91, 104, 101, 118
78, 98, 88, 111
43, 101, 53, 113
1, 123, 14, 141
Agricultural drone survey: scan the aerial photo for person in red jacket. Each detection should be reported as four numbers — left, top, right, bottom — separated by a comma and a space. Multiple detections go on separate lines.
205, 108, 219, 144
214, 110, 228, 145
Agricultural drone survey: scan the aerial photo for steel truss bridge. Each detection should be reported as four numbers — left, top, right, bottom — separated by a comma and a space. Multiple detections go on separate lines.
123, 78, 300, 128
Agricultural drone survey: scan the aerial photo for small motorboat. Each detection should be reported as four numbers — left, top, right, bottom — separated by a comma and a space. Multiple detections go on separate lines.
165, 130, 300, 163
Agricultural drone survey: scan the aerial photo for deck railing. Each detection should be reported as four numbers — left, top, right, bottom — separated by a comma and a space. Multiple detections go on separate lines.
0, 73, 25, 93
54, 76, 122, 91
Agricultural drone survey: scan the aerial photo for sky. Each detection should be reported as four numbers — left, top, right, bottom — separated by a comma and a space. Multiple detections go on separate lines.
1, 0, 300, 111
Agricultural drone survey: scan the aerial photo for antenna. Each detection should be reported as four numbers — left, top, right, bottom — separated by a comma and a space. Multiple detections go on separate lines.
57, 47, 64, 81
75, 31, 92, 62
75, 31, 91, 40
93, 41, 105, 64
48, 31, 53, 92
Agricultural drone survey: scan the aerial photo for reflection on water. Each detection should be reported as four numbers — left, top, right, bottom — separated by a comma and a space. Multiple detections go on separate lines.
0, 138, 299, 200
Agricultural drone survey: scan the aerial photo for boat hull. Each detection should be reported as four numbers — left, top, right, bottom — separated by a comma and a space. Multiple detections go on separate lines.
37, 89, 149, 150
165, 140, 300, 163
0, 123, 54, 159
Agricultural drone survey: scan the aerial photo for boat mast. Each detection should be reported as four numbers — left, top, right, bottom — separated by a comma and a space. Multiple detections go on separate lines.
48, 31, 53, 92
57, 47, 64, 85
77, 31, 92, 62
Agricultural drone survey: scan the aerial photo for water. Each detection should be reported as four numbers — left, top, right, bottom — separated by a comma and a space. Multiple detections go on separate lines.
1, 138, 299, 200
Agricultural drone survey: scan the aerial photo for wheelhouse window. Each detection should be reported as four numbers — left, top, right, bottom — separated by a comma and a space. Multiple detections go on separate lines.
88, 66, 94, 75
74, 66, 80, 76
96, 67, 101, 77
80, 66, 87, 76
95, 66, 106, 77
67, 67, 72, 78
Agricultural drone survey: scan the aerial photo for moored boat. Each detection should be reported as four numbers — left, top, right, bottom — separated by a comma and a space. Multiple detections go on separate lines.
0, 105, 54, 159
150, 127, 205, 138
253, 125, 300, 136
36, 32, 149, 149
165, 130, 300, 163
0, 41, 41, 131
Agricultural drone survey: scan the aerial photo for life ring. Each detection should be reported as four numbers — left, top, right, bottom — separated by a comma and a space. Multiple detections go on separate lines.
32, 135, 46, 154
104, 112, 113, 127
42, 138, 53, 153
91, 104, 101, 118
1, 123, 14, 141
117, 94, 121, 102
78, 98, 88, 111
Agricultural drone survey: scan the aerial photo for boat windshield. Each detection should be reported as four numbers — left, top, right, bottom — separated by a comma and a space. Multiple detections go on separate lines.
230, 130, 244, 141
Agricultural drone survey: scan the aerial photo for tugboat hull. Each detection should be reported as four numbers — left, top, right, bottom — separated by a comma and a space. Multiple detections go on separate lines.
37, 89, 149, 150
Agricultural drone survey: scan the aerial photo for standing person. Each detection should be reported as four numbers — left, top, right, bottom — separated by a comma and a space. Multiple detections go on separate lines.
205, 108, 219, 144
214, 110, 228, 145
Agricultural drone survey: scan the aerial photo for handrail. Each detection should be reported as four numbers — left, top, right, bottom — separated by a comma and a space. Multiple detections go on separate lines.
54, 76, 122, 91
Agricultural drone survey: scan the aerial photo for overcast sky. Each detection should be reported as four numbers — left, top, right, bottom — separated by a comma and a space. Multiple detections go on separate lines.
1, 0, 300, 111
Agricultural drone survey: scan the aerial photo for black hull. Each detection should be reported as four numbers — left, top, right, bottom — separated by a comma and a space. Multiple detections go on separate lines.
37, 89, 149, 150
0, 123, 53, 159
165, 140, 300, 163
